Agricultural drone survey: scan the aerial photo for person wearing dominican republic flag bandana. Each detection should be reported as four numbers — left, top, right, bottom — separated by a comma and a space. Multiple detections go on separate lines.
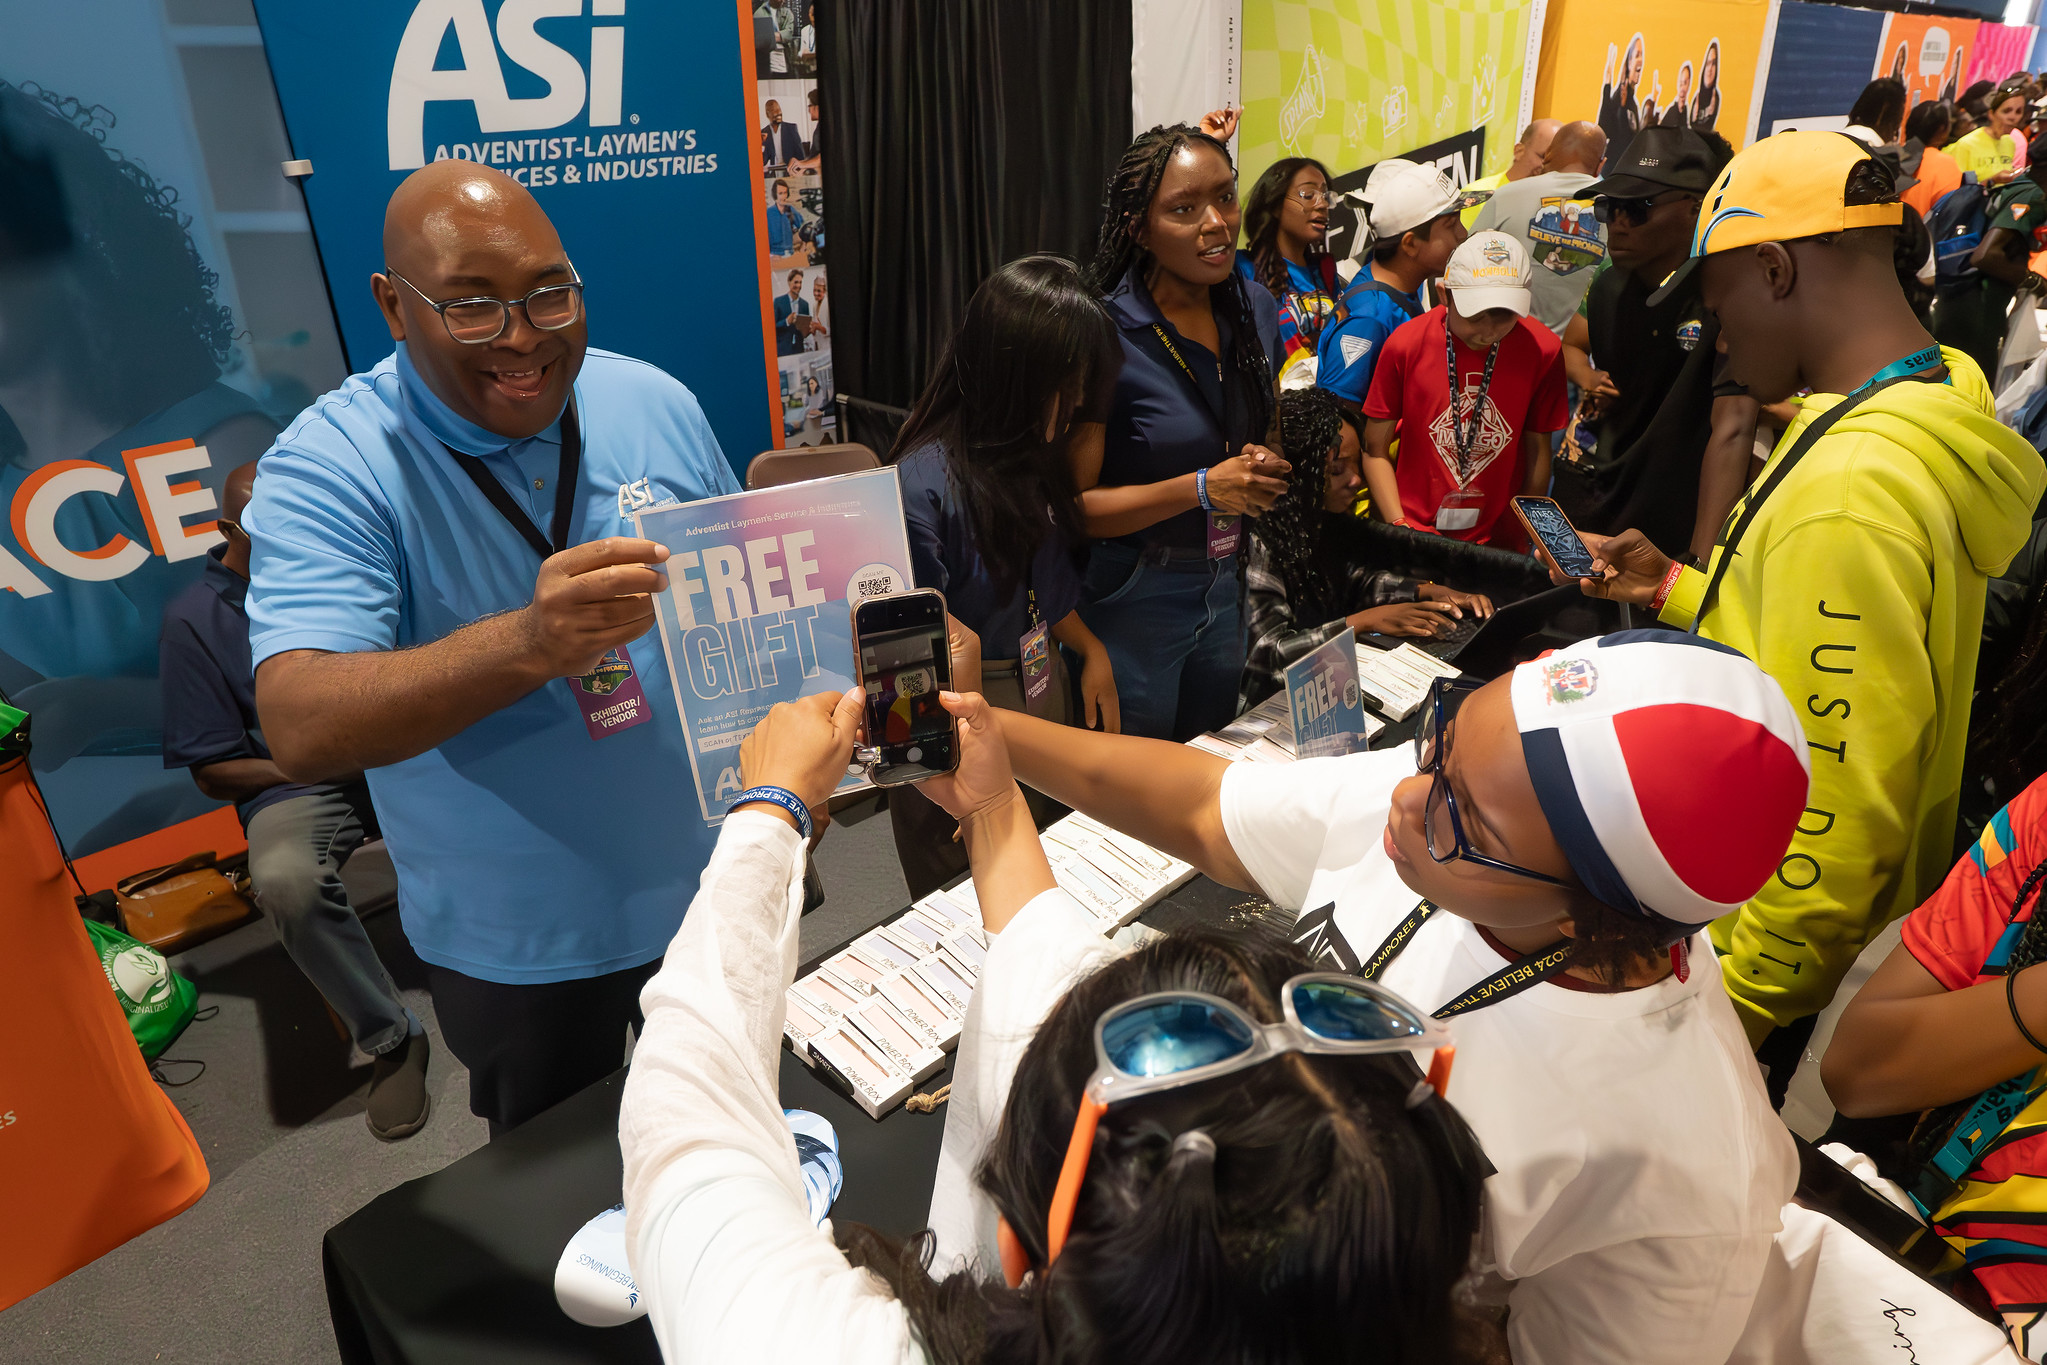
991, 629, 1811, 1364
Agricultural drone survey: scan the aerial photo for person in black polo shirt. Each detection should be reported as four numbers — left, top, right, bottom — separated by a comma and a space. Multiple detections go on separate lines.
1557, 127, 1761, 563
159, 462, 428, 1141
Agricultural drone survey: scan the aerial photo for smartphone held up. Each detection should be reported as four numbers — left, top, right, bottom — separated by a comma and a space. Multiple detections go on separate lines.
851, 589, 960, 786
1511, 495, 1601, 581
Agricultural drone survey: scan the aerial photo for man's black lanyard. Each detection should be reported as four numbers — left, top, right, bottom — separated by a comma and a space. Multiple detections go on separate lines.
1150, 321, 1230, 451
446, 399, 582, 559
1442, 326, 1500, 486
1359, 898, 1575, 1020
1692, 364, 1940, 629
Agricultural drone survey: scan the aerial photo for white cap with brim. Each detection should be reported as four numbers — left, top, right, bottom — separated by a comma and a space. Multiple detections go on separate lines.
1347, 159, 1462, 247
1443, 230, 1533, 318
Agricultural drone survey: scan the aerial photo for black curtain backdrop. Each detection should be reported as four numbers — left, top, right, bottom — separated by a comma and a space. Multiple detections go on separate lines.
817, 0, 1132, 422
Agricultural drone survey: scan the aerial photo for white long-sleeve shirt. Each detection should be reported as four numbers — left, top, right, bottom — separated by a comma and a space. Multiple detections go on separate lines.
618, 809, 1114, 1363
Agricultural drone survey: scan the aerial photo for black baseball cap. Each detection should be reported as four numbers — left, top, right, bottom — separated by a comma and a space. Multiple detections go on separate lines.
1584, 126, 1721, 200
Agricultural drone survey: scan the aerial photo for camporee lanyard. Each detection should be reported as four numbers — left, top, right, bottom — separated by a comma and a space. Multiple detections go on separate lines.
1359, 898, 1575, 1019
1442, 327, 1500, 485
446, 399, 583, 559
1150, 321, 1228, 447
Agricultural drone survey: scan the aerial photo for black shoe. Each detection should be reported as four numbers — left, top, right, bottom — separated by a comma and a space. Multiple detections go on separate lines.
367, 1031, 431, 1141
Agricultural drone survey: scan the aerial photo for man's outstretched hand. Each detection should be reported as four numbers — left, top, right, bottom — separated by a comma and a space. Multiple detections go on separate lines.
1543, 527, 1670, 607
522, 537, 671, 678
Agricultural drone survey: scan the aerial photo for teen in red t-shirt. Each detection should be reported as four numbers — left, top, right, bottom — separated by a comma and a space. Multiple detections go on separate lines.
1824, 774, 2047, 1353
1359, 231, 1567, 549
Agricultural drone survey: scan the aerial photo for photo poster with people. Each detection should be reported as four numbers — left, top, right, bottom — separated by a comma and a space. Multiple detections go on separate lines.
1872, 15, 1982, 116
2, 0, 356, 883
1285, 629, 1369, 760
1532, 0, 1775, 169
752, 3, 836, 450
251, 0, 777, 484
1237, 0, 1545, 198
633, 467, 911, 824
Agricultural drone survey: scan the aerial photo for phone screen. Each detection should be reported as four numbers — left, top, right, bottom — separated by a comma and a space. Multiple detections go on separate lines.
855, 596, 956, 783
1514, 497, 1598, 578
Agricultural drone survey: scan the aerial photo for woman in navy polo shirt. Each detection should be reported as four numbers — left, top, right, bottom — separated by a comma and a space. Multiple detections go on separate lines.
1075, 123, 1287, 741
888, 254, 1124, 895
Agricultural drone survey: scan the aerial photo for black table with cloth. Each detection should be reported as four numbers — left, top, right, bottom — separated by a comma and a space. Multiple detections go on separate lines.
323, 878, 1255, 1365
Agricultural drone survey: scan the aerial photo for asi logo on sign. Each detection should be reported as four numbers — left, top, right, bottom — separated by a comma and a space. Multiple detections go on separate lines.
389, 0, 628, 171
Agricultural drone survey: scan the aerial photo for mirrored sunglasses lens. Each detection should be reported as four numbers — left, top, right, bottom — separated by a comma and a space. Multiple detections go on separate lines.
1102, 997, 1255, 1078
527, 286, 581, 328
1291, 981, 1426, 1041
443, 301, 505, 341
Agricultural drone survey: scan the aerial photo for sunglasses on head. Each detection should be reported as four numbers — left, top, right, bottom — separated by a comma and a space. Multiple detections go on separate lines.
1042, 974, 1454, 1266
1592, 189, 1694, 227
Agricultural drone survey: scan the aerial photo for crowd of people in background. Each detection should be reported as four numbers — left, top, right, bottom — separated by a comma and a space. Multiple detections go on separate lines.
163, 62, 2047, 1364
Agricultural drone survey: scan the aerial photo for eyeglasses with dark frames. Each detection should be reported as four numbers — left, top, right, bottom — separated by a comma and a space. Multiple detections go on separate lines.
1413, 677, 1566, 885
384, 266, 585, 344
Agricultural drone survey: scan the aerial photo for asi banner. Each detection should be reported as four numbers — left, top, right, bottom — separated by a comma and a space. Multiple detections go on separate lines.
1239, 0, 1546, 195
634, 467, 912, 824
1873, 14, 1982, 114
1534, 0, 1774, 169
250, 0, 776, 480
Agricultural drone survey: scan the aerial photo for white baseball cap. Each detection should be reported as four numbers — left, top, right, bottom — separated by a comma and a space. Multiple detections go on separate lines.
1337, 159, 1461, 260
1364, 160, 1461, 237
1443, 230, 1533, 317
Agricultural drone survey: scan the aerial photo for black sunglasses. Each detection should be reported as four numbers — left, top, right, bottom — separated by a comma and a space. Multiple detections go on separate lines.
1592, 189, 1696, 227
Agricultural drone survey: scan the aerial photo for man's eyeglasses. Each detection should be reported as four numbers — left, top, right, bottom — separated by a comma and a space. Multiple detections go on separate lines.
384, 267, 585, 344
1290, 185, 1334, 207
1592, 190, 1694, 227
1413, 677, 1566, 885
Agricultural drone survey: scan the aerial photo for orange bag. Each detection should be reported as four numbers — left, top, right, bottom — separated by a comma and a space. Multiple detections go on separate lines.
0, 754, 209, 1310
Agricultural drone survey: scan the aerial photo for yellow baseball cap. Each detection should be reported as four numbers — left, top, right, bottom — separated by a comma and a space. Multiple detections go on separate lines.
1648, 131, 1904, 305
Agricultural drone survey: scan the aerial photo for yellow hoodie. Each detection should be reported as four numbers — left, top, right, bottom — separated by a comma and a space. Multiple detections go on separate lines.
1658, 350, 2045, 1046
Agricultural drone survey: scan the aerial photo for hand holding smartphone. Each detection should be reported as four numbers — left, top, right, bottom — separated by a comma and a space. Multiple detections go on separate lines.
851, 589, 961, 786
1511, 495, 1603, 581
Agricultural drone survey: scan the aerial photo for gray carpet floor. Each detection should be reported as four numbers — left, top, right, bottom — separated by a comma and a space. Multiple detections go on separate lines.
0, 807, 911, 1362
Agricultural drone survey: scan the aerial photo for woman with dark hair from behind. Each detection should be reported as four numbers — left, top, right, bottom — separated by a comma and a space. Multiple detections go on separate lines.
1241, 388, 1493, 709
1902, 100, 1963, 219
885, 254, 1124, 898
618, 682, 1491, 1365
1073, 123, 1288, 742
1237, 155, 1342, 384
1846, 77, 1908, 147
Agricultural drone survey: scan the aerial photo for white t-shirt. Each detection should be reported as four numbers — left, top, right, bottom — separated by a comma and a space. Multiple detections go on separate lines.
1220, 748, 1798, 1365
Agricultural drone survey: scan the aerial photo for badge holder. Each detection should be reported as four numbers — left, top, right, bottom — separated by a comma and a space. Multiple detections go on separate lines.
1435, 490, 1486, 532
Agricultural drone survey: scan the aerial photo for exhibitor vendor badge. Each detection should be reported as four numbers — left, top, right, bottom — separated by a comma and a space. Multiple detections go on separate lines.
570, 644, 653, 739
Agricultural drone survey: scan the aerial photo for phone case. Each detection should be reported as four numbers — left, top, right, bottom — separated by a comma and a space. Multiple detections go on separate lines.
850, 588, 960, 786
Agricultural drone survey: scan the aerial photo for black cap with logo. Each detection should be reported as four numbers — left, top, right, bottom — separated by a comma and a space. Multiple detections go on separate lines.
1584, 126, 1721, 200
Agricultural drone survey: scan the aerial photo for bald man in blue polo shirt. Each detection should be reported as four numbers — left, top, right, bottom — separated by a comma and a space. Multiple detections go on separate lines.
244, 163, 741, 1136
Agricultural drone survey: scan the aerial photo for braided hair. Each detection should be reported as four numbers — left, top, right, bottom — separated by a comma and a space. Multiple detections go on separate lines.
1084, 124, 1274, 444
1252, 388, 1344, 622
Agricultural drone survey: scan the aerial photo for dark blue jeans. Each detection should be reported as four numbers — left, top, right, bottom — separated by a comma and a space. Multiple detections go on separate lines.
1079, 541, 1244, 742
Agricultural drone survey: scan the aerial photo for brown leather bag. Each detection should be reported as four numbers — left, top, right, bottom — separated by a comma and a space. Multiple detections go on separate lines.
115, 853, 257, 955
